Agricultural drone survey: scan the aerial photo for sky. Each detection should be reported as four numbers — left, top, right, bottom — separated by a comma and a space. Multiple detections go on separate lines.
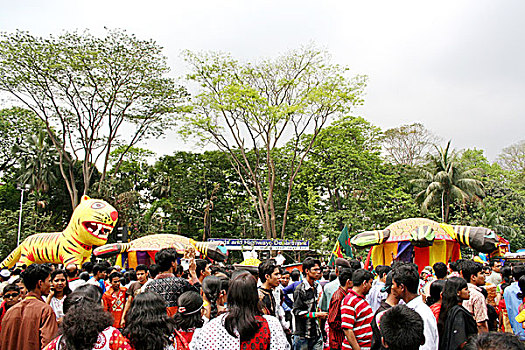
1, 0, 524, 161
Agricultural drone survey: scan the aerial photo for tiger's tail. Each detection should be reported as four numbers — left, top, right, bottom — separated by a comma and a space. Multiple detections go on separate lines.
0, 245, 22, 269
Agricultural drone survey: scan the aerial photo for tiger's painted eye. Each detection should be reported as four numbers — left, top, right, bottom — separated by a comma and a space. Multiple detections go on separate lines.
91, 202, 106, 209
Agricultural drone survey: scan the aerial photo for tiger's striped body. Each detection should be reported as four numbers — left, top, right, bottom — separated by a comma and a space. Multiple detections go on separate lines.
0, 196, 118, 268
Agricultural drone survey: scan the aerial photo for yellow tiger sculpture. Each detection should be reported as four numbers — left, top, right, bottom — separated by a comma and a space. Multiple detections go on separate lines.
0, 196, 118, 269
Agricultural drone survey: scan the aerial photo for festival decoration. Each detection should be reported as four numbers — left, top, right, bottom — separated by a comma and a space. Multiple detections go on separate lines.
350, 218, 508, 273
328, 226, 354, 266
0, 196, 118, 268
93, 234, 228, 268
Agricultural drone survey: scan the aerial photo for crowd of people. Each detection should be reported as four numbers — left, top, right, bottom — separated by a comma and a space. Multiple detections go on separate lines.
0, 249, 524, 350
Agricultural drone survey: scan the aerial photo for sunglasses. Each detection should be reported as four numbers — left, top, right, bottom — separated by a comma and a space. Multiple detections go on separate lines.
3, 293, 19, 298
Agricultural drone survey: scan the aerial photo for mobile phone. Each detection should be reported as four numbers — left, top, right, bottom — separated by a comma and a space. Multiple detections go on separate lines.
181, 259, 190, 271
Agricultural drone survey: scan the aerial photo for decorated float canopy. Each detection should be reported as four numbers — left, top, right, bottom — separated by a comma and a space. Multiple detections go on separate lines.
93, 234, 228, 269
350, 218, 509, 273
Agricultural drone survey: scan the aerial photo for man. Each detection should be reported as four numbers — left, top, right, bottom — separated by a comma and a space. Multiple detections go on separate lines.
503, 264, 525, 341
328, 267, 353, 350
293, 257, 328, 350
371, 271, 399, 350
486, 260, 502, 285
0, 269, 11, 295
87, 263, 107, 292
65, 263, 85, 291
102, 271, 127, 329
380, 305, 425, 350
258, 259, 282, 316
461, 260, 488, 333
341, 269, 374, 350
275, 251, 286, 266
280, 270, 293, 340
0, 285, 21, 330
319, 258, 350, 312
366, 265, 391, 313
144, 248, 198, 316
195, 259, 211, 284
465, 332, 524, 350
0, 264, 58, 350
121, 264, 150, 326
391, 264, 438, 350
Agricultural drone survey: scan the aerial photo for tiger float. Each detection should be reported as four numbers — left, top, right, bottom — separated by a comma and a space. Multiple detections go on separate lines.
0, 196, 118, 269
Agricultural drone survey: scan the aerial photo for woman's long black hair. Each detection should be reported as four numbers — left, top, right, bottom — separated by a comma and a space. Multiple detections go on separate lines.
426, 279, 446, 306
202, 275, 221, 320
173, 291, 204, 331
224, 272, 264, 342
59, 288, 113, 350
437, 277, 468, 336
122, 291, 176, 350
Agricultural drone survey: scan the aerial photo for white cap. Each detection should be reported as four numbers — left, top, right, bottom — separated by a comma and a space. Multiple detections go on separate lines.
0, 269, 11, 278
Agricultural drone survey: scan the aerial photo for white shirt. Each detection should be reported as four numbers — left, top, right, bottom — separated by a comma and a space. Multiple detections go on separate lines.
406, 295, 439, 350
190, 313, 290, 350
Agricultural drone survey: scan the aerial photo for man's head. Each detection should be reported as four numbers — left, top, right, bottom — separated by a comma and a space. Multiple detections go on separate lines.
196, 259, 211, 281
335, 258, 350, 275
65, 263, 79, 279
433, 262, 448, 279
489, 260, 502, 273
381, 305, 425, 350
338, 267, 354, 289
82, 261, 94, 274
349, 259, 362, 270
92, 264, 107, 280
109, 272, 122, 290
392, 265, 419, 301
2, 284, 21, 307
465, 332, 524, 350
135, 264, 149, 283
155, 248, 178, 273
290, 268, 301, 282
461, 260, 485, 287
376, 265, 392, 282
302, 258, 322, 281
259, 259, 281, 288
352, 269, 374, 295
280, 270, 291, 287
21, 264, 52, 295
511, 264, 525, 282
0, 269, 11, 282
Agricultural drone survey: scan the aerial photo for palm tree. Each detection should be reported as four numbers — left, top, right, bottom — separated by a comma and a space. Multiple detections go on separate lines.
410, 141, 484, 223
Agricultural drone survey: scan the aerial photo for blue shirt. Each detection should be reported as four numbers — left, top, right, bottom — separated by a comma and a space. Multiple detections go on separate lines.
504, 281, 525, 340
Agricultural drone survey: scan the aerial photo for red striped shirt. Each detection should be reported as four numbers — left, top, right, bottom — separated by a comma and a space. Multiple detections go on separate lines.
341, 289, 373, 350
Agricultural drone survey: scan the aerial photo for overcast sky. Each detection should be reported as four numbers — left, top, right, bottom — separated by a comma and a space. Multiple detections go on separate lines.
1, 0, 524, 161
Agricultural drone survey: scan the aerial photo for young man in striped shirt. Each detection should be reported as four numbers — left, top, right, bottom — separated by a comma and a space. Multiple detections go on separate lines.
341, 269, 374, 350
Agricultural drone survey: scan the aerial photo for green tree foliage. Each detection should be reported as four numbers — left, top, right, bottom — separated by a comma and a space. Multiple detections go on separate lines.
411, 141, 484, 223
0, 29, 188, 209
497, 140, 525, 174
182, 47, 367, 239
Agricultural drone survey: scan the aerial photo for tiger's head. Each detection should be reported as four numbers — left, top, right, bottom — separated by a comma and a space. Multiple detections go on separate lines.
67, 196, 118, 246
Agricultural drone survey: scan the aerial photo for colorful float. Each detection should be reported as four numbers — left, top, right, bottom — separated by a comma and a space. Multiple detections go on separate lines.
93, 234, 228, 268
0, 196, 118, 268
350, 218, 509, 273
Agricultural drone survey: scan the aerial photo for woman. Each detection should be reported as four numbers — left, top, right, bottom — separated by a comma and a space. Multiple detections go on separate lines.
190, 272, 290, 350
44, 286, 132, 350
173, 291, 205, 345
426, 280, 446, 321
47, 269, 72, 323
438, 277, 477, 350
201, 276, 224, 321
123, 291, 187, 350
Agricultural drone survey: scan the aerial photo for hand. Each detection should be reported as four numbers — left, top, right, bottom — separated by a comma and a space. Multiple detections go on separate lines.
121, 318, 126, 328
189, 258, 196, 273
316, 312, 328, 319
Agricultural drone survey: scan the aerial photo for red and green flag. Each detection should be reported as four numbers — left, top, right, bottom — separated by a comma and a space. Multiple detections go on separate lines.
328, 226, 353, 266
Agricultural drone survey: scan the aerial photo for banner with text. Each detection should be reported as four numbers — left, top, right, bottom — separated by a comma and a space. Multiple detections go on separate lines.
208, 238, 310, 251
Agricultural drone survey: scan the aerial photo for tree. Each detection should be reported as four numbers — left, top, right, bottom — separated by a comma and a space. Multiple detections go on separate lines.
383, 123, 440, 166
182, 47, 367, 239
497, 140, 525, 173
0, 29, 188, 209
0, 107, 44, 174
410, 141, 484, 223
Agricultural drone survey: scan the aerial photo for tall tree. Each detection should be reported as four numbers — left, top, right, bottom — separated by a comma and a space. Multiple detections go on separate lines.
410, 141, 484, 223
0, 29, 187, 209
383, 122, 439, 166
182, 48, 367, 238
497, 140, 525, 173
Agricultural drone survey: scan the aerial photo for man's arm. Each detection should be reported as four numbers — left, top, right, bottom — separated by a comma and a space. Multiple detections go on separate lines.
477, 321, 488, 333
40, 308, 59, 348
120, 295, 134, 327
343, 328, 361, 350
